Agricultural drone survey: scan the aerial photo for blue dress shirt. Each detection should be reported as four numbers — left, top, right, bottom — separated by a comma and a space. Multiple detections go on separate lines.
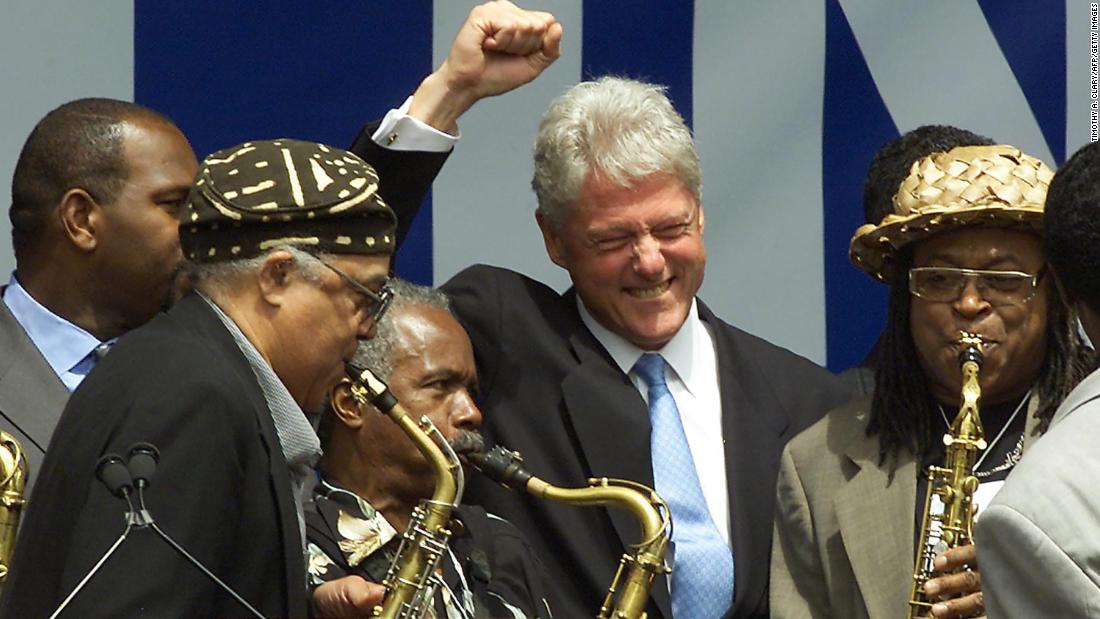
2, 273, 104, 392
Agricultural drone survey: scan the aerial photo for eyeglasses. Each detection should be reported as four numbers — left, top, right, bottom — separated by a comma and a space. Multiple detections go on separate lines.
318, 260, 393, 323
908, 266, 1046, 306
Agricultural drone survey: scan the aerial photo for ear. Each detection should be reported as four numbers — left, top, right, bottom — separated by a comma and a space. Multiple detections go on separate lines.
57, 188, 102, 252
256, 250, 296, 305
331, 379, 368, 429
697, 204, 705, 234
535, 210, 568, 269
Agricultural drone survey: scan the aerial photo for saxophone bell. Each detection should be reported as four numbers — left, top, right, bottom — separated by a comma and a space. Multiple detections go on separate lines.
0, 432, 27, 584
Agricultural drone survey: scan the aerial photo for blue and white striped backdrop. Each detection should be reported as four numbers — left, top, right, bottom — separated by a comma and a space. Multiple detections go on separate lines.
1, 1, 1091, 371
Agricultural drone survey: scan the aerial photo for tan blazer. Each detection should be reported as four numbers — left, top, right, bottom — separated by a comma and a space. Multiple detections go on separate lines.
770, 396, 1041, 619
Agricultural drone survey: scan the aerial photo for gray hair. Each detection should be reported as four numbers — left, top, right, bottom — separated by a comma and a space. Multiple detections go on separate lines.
188, 244, 328, 298
531, 76, 702, 229
318, 279, 452, 448
352, 278, 452, 382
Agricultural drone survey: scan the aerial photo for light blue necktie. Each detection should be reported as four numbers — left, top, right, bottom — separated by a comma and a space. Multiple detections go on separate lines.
634, 352, 733, 618
69, 341, 115, 388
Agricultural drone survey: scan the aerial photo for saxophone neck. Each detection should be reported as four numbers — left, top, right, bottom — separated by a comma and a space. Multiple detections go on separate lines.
949, 332, 986, 444
344, 362, 464, 619
346, 360, 463, 508
470, 445, 671, 619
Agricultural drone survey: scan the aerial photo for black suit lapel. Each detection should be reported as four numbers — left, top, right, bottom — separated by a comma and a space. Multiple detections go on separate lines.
561, 320, 673, 619
702, 303, 789, 619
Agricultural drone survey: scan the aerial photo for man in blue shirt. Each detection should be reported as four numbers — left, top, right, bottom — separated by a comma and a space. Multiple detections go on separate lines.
0, 99, 198, 491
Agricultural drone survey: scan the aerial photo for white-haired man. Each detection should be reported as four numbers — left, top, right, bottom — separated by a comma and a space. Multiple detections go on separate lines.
359, 76, 855, 619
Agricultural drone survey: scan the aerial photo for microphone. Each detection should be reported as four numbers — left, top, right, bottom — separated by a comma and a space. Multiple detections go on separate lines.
50, 444, 266, 619
50, 454, 140, 619
127, 443, 159, 490
95, 453, 134, 499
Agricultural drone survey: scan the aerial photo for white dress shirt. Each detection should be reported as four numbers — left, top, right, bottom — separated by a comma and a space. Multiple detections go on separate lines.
371, 96, 459, 152
578, 298, 730, 545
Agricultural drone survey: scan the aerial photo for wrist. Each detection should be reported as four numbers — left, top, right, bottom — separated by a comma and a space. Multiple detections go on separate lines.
407, 68, 479, 134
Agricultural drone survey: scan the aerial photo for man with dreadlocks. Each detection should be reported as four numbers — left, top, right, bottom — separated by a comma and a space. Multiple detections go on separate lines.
769, 143, 1094, 619
841, 125, 997, 394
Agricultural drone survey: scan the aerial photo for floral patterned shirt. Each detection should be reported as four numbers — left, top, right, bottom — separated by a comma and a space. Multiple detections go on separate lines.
305, 474, 553, 618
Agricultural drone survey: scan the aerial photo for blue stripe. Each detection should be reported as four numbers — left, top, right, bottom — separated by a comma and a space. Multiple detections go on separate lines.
822, 0, 896, 372
581, 1, 695, 128
134, 1, 435, 283
977, 0, 1067, 164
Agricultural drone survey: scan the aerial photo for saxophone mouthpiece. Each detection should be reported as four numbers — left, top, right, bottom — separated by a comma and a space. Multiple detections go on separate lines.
467, 445, 533, 491
345, 360, 369, 382
957, 331, 984, 368
343, 361, 396, 411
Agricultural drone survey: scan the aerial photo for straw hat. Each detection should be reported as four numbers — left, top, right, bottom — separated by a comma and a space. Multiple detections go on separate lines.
849, 144, 1052, 283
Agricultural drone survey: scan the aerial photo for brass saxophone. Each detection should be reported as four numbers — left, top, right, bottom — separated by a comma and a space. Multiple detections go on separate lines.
468, 445, 671, 619
345, 361, 463, 619
908, 332, 986, 618
0, 431, 27, 584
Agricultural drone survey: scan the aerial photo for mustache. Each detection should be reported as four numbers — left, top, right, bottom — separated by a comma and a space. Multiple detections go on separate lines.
450, 430, 484, 456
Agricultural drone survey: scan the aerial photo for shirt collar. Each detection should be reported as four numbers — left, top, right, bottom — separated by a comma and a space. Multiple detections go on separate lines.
577, 296, 704, 395
3, 273, 102, 379
315, 474, 399, 549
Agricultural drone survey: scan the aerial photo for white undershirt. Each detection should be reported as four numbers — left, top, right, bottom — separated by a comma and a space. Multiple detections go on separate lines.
578, 298, 730, 546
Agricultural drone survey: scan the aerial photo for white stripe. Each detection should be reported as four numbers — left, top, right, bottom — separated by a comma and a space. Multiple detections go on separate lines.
694, 0, 829, 364
282, 148, 305, 207
431, 0, 583, 292
840, 0, 1055, 166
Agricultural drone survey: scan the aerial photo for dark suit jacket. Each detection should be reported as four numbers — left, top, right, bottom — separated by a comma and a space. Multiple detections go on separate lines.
0, 122, 444, 506
445, 266, 855, 619
348, 128, 854, 618
0, 294, 308, 618
0, 288, 70, 494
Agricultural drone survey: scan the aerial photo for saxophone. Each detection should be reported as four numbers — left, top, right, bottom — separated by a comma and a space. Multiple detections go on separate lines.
908, 332, 986, 618
468, 445, 671, 619
345, 361, 463, 619
0, 431, 27, 584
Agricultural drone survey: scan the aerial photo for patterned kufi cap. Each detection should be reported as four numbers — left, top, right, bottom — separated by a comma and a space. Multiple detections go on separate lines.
849, 144, 1052, 283
180, 139, 396, 263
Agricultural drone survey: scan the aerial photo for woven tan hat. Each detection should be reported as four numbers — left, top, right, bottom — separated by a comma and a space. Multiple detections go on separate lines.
849, 144, 1052, 283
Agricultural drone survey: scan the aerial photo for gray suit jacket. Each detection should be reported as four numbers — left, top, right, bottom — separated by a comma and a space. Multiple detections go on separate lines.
0, 288, 69, 493
772, 395, 1042, 619
977, 369, 1100, 618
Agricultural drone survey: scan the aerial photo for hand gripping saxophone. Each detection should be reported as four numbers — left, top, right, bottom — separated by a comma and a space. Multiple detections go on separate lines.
468, 445, 671, 619
908, 332, 986, 618
345, 361, 464, 619
0, 431, 27, 585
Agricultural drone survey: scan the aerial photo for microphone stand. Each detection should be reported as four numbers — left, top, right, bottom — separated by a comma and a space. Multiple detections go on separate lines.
130, 486, 265, 619
48, 452, 266, 619
47, 512, 135, 619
